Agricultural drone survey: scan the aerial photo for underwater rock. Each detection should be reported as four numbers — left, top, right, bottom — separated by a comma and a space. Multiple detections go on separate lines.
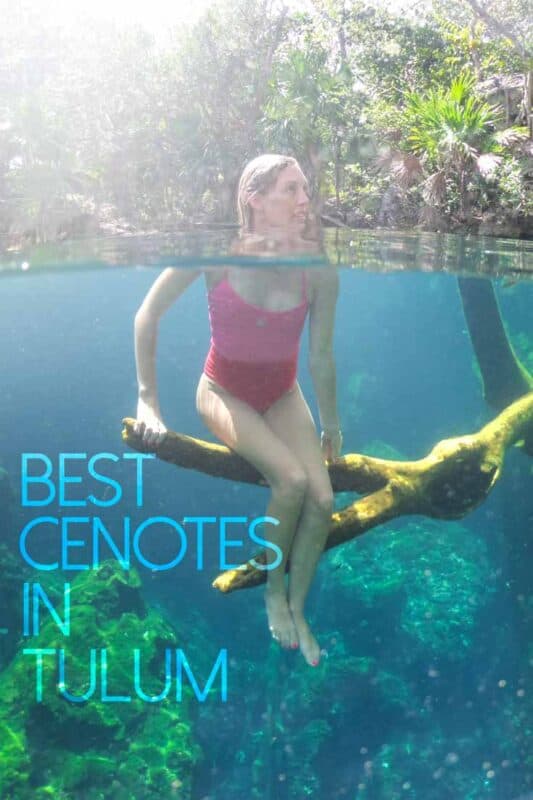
197, 632, 418, 800
0, 466, 14, 510
353, 727, 493, 800
0, 561, 200, 799
0, 543, 31, 668
323, 519, 492, 662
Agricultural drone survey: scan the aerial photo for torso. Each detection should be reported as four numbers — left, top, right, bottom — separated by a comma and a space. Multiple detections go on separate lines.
204, 268, 314, 312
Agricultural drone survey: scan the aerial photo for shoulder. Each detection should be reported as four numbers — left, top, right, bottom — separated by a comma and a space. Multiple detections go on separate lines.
307, 267, 339, 305
137, 267, 202, 318
155, 266, 203, 297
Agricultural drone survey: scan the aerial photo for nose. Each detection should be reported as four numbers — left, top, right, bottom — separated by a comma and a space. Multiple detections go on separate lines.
297, 186, 309, 206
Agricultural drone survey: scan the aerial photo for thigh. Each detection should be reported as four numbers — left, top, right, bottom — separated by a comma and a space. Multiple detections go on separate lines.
196, 373, 303, 486
263, 381, 332, 495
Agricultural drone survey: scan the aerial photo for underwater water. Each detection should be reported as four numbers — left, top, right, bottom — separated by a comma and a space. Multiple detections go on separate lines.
0, 230, 532, 800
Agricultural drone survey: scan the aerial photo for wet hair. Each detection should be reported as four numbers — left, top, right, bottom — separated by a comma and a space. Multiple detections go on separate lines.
237, 154, 299, 230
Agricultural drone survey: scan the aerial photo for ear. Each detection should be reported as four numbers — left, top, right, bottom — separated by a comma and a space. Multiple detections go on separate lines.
247, 191, 264, 211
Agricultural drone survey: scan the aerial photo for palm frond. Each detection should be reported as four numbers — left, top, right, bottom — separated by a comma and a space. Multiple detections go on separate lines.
422, 171, 447, 204
372, 149, 424, 188
494, 126, 529, 147
390, 154, 424, 188
476, 153, 503, 178
402, 70, 503, 170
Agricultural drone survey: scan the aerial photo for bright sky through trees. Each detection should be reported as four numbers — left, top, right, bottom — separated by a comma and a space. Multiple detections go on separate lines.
22, 0, 216, 34
22, 0, 317, 37
8, 0, 435, 44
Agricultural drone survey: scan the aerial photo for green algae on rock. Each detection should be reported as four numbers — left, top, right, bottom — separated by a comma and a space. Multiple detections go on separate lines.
0, 562, 200, 800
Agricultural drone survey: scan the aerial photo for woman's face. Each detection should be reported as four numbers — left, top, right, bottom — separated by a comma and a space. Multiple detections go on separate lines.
250, 164, 310, 231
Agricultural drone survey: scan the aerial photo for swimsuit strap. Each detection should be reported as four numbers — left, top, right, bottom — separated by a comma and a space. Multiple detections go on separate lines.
301, 270, 308, 304
208, 268, 228, 293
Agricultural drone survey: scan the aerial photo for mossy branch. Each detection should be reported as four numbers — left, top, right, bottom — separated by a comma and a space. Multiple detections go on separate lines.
122, 390, 533, 593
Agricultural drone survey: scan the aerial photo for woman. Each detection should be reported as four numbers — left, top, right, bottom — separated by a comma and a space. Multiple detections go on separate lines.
134, 154, 341, 666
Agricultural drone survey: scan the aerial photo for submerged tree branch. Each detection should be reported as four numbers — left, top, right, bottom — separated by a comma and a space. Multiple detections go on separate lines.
458, 278, 533, 409
122, 390, 533, 593
457, 278, 533, 455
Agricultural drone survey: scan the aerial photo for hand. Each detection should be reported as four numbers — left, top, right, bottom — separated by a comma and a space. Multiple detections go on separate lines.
320, 428, 343, 463
134, 398, 167, 448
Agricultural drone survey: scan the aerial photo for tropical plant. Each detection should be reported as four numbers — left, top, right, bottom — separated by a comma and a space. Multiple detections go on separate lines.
378, 71, 530, 227
0, 0, 530, 242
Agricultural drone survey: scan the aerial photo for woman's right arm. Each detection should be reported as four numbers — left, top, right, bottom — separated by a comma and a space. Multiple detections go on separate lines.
134, 267, 201, 444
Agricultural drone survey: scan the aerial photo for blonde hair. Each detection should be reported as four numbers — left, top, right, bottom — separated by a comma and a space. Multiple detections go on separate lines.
237, 154, 299, 230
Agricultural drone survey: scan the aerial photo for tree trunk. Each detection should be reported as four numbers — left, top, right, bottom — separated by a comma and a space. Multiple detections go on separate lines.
457, 278, 533, 410
527, 69, 533, 138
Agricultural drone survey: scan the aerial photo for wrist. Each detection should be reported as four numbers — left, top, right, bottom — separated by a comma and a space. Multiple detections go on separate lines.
321, 421, 341, 431
138, 387, 158, 403
321, 426, 341, 436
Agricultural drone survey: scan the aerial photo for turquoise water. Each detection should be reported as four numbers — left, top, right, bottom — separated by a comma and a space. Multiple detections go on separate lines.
0, 231, 532, 800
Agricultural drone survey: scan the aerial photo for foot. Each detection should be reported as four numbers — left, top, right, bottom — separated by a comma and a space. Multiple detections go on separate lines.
291, 611, 321, 666
265, 588, 299, 650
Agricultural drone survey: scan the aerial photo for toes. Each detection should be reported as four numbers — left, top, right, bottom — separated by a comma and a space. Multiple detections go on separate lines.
269, 626, 288, 648
270, 626, 292, 649
292, 617, 321, 666
281, 628, 297, 650
300, 640, 320, 666
268, 620, 298, 650
265, 591, 301, 651
287, 626, 299, 650
306, 641, 321, 667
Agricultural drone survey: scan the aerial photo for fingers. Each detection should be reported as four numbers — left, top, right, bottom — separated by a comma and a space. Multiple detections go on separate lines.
331, 436, 342, 460
133, 420, 167, 448
144, 429, 166, 448
321, 432, 343, 463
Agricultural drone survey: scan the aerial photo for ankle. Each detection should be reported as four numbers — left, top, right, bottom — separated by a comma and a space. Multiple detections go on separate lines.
289, 605, 305, 622
265, 583, 286, 600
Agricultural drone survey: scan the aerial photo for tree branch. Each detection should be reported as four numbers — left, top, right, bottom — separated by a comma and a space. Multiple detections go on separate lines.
463, 0, 529, 59
122, 389, 533, 593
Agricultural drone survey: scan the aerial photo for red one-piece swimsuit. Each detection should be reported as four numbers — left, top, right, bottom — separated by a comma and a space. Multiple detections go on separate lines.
203, 270, 309, 413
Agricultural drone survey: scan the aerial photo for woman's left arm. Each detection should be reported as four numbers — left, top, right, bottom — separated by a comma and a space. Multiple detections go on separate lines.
308, 268, 342, 459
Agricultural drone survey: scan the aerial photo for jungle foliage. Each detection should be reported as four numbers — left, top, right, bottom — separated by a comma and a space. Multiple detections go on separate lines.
0, 0, 531, 244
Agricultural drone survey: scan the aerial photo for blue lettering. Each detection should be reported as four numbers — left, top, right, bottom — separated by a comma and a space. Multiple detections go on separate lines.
87, 453, 122, 507
19, 517, 59, 570
59, 453, 87, 507
248, 516, 282, 570
176, 648, 227, 702
133, 516, 187, 571
21, 454, 55, 507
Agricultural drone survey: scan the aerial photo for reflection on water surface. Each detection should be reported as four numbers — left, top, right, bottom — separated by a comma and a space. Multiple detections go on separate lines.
1, 229, 532, 280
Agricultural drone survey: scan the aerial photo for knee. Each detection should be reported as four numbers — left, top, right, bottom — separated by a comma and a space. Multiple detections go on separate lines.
272, 467, 308, 505
308, 488, 334, 519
